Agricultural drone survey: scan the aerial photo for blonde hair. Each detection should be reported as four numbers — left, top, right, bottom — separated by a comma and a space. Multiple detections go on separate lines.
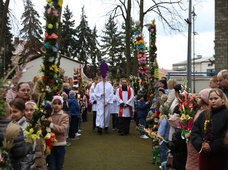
167, 79, 177, 90
209, 88, 228, 108
25, 101, 37, 109
62, 83, 70, 89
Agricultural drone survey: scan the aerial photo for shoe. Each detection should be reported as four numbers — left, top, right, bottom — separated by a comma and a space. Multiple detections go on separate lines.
97, 128, 102, 135
104, 127, 108, 133
69, 137, 79, 140
159, 165, 162, 169
120, 132, 125, 136
76, 133, 81, 137
78, 129, 81, 132
140, 135, 149, 139
66, 142, 71, 146
112, 128, 115, 131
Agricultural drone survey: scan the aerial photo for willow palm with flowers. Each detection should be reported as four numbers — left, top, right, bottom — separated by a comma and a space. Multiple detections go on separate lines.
24, 101, 48, 170
191, 88, 228, 170
177, 90, 198, 138
185, 88, 210, 170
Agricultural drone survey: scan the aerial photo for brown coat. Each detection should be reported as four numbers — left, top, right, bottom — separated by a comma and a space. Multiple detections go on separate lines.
50, 110, 69, 146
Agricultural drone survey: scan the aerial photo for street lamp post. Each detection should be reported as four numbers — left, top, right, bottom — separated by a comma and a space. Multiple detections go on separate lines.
192, 6, 198, 93
186, 0, 192, 91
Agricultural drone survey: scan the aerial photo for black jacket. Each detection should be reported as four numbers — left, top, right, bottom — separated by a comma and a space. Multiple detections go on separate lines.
191, 105, 228, 155
167, 128, 187, 170
0, 118, 34, 170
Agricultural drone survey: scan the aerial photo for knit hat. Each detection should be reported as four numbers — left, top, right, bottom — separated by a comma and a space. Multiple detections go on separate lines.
52, 96, 63, 105
137, 93, 144, 100
199, 88, 211, 105
62, 93, 68, 101
69, 90, 76, 97
168, 113, 180, 128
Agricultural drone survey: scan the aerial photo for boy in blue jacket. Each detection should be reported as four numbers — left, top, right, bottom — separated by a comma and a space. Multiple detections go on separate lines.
68, 90, 80, 139
137, 93, 150, 139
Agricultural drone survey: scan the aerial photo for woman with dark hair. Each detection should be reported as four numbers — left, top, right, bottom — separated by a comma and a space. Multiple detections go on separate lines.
159, 79, 169, 95
168, 84, 183, 142
16, 82, 31, 102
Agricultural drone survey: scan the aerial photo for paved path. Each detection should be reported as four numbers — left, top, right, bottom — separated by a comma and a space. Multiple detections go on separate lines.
64, 112, 160, 170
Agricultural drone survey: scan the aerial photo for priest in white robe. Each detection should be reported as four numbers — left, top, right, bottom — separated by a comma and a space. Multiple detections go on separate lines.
89, 77, 100, 131
116, 78, 134, 135
94, 76, 113, 134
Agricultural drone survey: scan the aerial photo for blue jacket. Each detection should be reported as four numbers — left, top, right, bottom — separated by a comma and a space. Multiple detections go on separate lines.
158, 118, 170, 141
68, 96, 80, 116
137, 100, 150, 119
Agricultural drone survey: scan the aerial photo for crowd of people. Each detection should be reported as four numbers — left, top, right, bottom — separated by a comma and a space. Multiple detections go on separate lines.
144, 70, 228, 170
1, 69, 228, 170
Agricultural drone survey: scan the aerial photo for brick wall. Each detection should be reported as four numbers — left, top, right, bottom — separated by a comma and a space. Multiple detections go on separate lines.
215, 0, 228, 71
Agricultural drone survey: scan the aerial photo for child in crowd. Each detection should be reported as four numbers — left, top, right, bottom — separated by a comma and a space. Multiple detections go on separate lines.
62, 93, 71, 146
185, 88, 210, 170
24, 101, 47, 170
8, 99, 34, 169
157, 105, 170, 170
24, 101, 36, 123
9, 98, 29, 130
46, 96, 69, 170
168, 113, 187, 170
68, 90, 80, 139
62, 83, 70, 96
191, 88, 228, 170
137, 93, 150, 139
89, 88, 98, 131
110, 87, 119, 130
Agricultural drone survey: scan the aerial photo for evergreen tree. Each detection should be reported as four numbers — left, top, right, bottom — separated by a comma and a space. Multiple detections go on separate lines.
0, 2, 14, 78
20, 0, 43, 55
100, 16, 126, 80
75, 6, 92, 75
3, 15, 14, 77
87, 26, 101, 78
61, 5, 77, 57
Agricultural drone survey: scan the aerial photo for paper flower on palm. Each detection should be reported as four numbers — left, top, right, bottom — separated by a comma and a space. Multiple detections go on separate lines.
24, 126, 42, 142
44, 132, 57, 155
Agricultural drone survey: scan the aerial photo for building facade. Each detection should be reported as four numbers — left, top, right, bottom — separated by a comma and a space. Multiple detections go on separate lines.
171, 56, 215, 93
172, 56, 215, 74
215, 0, 228, 71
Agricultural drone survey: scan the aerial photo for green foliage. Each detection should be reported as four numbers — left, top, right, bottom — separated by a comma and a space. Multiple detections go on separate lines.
100, 16, 126, 79
20, 0, 43, 55
0, 80, 7, 117
86, 26, 101, 78
61, 5, 77, 57
147, 20, 159, 101
0, 3, 14, 78
74, 7, 93, 75
38, 0, 63, 101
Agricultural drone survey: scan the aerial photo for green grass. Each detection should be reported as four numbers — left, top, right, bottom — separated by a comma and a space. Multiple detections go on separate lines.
64, 112, 160, 170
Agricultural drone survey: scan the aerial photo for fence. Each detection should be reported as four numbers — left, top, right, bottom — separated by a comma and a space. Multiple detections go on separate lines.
167, 72, 217, 93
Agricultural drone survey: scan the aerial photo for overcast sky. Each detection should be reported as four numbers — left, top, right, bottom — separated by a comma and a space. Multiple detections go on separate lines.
9, 0, 214, 70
